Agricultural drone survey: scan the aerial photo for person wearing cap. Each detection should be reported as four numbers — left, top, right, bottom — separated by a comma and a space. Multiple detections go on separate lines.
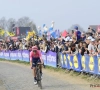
65, 33, 71, 41
65, 36, 70, 41
85, 36, 93, 48
88, 38, 97, 55
74, 26, 81, 41
86, 36, 93, 40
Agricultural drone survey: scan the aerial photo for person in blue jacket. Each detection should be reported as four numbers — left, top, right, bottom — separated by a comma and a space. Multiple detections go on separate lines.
74, 26, 82, 41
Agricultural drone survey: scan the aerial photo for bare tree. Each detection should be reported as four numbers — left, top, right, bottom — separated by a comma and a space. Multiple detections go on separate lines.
0, 17, 37, 34
0, 17, 7, 29
17, 17, 37, 33
27, 21, 37, 33
6, 18, 16, 32
17, 17, 31, 27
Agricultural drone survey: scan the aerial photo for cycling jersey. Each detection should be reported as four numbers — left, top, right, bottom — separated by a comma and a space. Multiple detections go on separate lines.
30, 50, 42, 67
30, 50, 42, 62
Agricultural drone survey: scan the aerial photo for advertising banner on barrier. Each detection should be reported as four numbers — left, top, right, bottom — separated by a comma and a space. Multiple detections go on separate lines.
41, 52, 47, 65
81, 54, 90, 73
10, 50, 18, 60
57, 52, 62, 66
73, 54, 82, 72
0, 51, 4, 59
88, 56, 98, 74
62, 54, 67, 68
1, 49, 100, 75
46, 51, 57, 67
22, 50, 29, 62
61, 54, 68, 69
66, 54, 73, 69
17, 50, 23, 61
67, 55, 74, 69
88, 56, 95, 73
59, 53, 64, 68
82, 54, 89, 73
93, 56, 98, 74
3, 51, 10, 60
98, 57, 100, 75
81, 55, 86, 71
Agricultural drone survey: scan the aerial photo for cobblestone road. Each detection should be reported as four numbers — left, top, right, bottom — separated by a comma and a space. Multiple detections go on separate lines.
0, 61, 99, 90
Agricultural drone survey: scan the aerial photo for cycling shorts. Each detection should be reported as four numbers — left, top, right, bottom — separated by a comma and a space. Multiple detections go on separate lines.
32, 58, 41, 67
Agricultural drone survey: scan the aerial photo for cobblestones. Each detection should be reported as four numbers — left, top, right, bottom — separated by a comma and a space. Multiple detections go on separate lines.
0, 62, 98, 90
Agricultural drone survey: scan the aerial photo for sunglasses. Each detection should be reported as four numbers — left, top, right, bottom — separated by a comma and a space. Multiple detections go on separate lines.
33, 50, 37, 52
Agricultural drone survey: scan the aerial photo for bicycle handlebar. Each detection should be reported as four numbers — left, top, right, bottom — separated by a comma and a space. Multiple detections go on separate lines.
37, 63, 45, 68
36, 63, 44, 65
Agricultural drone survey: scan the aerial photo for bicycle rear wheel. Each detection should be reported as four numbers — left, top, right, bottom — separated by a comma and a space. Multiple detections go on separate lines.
36, 69, 42, 89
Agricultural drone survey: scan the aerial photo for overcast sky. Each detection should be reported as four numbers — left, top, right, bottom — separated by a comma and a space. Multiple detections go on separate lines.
0, 0, 100, 31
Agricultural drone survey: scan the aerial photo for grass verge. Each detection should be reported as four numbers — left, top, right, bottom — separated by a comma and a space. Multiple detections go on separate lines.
0, 59, 100, 83
0, 59, 30, 65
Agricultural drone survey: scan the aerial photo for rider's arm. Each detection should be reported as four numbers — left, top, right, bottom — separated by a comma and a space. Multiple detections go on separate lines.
30, 51, 33, 66
38, 50, 43, 63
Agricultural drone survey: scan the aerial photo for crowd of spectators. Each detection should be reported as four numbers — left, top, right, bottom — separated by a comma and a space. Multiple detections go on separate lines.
0, 26, 100, 58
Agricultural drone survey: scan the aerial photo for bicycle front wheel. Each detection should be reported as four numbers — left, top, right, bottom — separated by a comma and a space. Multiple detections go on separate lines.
36, 69, 42, 89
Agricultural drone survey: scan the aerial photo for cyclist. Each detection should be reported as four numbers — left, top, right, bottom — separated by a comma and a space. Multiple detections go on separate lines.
30, 46, 43, 85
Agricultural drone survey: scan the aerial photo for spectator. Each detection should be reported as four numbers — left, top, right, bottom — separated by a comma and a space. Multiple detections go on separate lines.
81, 32, 86, 41
70, 43, 78, 55
62, 40, 71, 54
74, 26, 81, 41
88, 38, 97, 55
54, 41, 59, 53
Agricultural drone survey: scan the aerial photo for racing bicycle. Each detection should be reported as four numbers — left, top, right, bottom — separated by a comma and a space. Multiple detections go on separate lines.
36, 63, 43, 89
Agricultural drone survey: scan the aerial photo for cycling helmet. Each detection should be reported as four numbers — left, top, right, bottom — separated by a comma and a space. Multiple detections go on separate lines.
32, 46, 38, 51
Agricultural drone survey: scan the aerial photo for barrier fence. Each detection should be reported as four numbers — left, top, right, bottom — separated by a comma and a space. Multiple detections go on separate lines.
0, 50, 100, 75
0, 50, 57, 67
0, 50, 29, 62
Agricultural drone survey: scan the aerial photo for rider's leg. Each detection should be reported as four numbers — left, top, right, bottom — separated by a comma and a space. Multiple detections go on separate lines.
32, 63, 37, 85
33, 67, 36, 78
32, 60, 37, 79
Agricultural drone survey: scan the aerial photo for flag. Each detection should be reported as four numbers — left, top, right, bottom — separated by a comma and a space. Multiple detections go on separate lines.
43, 25, 48, 34
56, 29, 60, 38
49, 27, 53, 32
48, 21, 55, 35
26, 31, 36, 40
6, 31, 15, 36
50, 29, 60, 39
32, 30, 35, 35
51, 31, 56, 38
9, 32, 15, 36
38, 30, 42, 37
0, 29, 5, 36
61, 30, 68, 37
